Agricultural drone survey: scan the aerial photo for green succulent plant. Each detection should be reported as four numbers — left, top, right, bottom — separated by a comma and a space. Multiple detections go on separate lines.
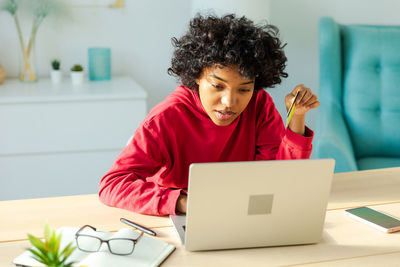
70, 64, 83, 72
51, 59, 60, 70
27, 224, 76, 267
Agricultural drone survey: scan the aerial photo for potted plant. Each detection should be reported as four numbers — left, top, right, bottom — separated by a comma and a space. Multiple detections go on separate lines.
70, 64, 84, 85
27, 223, 76, 267
51, 59, 62, 84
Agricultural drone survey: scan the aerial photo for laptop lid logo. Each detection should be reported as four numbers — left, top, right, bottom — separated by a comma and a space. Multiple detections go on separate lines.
248, 194, 274, 215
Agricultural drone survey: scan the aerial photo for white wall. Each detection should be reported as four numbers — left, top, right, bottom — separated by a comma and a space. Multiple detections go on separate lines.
191, 0, 269, 23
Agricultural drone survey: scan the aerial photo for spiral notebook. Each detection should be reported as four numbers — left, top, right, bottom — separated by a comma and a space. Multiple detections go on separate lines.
13, 227, 175, 267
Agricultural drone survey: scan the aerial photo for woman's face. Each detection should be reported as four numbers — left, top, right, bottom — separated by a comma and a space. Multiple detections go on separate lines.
196, 65, 255, 126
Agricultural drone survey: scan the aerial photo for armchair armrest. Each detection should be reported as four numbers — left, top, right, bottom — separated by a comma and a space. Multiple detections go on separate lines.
314, 106, 357, 173
316, 17, 357, 173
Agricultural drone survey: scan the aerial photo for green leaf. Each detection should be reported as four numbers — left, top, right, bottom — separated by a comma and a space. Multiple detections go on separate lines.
54, 232, 62, 253
61, 259, 76, 267
59, 242, 75, 256
63, 246, 76, 258
28, 234, 47, 255
44, 223, 52, 241
47, 251, 56, 262
1, 0, 18, 15
30, 255, 47, 265
49, 230, 58, 252
28, 248, 48, 264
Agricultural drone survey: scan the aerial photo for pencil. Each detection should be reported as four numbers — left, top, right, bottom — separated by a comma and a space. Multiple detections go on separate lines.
286, 90, 300, 127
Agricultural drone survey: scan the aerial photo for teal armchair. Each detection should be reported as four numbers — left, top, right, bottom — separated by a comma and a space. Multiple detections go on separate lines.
315, 17, 400, 173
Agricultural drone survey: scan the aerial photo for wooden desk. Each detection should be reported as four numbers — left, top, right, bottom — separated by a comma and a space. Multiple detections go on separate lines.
1, 167, 400, 266
329, 167, 400, 210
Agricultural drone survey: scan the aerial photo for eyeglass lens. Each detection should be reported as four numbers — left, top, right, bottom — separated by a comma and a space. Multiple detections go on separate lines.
76, 235, 101, 252
108, 239, 135, 255
76, 235, 135, 255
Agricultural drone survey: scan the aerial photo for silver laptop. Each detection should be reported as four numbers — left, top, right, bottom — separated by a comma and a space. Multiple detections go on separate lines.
170, 159, 335, 251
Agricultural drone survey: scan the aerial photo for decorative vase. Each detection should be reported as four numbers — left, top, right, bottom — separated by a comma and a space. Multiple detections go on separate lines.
71, 71, 84, 85
0, 64, 6, 84
18, 37, 37, 82
51, 70, 63, 84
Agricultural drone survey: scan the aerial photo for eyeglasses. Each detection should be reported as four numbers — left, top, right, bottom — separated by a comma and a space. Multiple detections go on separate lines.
75, 225, 143, 255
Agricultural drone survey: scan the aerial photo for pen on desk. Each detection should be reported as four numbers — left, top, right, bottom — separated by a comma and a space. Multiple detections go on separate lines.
120, 218, 157, 236
286, 90, 300, 127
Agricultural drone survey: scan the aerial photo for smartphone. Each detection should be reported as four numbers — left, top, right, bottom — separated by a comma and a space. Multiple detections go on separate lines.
345, 207, 400, 233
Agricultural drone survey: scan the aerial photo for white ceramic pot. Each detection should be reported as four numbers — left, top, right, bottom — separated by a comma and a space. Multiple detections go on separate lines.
50, 70, 62, 84
70, 71, 84, 85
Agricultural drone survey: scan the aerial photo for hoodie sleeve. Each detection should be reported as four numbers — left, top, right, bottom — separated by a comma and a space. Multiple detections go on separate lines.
255, 94, 313, 160
99, 120, 182, 216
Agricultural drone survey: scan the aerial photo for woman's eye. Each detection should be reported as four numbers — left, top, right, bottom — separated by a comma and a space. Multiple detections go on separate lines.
212, 84, 224, 89
239, 89, 251, 93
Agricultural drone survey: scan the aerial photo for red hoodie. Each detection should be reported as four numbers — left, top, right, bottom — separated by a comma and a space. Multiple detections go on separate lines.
99, 85, 313, 215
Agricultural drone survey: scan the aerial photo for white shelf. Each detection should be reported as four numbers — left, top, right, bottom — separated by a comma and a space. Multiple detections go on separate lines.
0, 75, 148, 200
0, 76, 147, 104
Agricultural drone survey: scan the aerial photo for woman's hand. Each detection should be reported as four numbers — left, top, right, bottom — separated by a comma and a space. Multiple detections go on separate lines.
284, 84, 320, 135
176, 194, 187, 214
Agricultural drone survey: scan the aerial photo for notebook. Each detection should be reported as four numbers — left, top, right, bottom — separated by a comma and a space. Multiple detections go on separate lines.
171, 159, 335, 251
13, 227, 175, 267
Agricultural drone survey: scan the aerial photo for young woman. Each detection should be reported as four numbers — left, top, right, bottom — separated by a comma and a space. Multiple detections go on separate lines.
99, 14, 320, 216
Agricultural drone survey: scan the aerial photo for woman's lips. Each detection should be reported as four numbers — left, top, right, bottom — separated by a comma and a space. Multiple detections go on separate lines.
215, 110, 236, 121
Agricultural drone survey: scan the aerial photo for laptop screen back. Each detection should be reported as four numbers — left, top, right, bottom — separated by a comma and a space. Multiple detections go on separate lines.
184, 159, 335, 251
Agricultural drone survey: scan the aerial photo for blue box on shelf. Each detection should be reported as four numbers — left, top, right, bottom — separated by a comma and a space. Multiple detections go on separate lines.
88, 47, 111, 81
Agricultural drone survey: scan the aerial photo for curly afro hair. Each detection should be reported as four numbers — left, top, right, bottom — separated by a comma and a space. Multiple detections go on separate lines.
168, 14, 288, 91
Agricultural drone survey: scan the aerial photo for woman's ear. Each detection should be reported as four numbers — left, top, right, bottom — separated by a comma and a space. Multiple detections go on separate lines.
196, 67, 208, 86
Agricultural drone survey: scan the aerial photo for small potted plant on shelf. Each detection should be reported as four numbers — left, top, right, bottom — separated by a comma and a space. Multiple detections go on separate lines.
51, 59, 62, 84
70, 64, 84, 85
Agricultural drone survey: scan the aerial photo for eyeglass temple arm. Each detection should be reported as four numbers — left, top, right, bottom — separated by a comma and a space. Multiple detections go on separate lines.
76, 224, 97, 236
135, 231, 144, 243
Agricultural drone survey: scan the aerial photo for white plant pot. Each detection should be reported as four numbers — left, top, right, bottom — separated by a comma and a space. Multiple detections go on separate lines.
71, 71, 84, 85
50, 70, 63, 84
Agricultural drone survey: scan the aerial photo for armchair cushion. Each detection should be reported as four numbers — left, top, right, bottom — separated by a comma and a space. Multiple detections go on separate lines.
342, 25, 400, 158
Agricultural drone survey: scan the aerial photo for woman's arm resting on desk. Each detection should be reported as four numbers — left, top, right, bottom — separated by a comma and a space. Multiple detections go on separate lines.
99, 172, 183, 216
99, 124, 182, 216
